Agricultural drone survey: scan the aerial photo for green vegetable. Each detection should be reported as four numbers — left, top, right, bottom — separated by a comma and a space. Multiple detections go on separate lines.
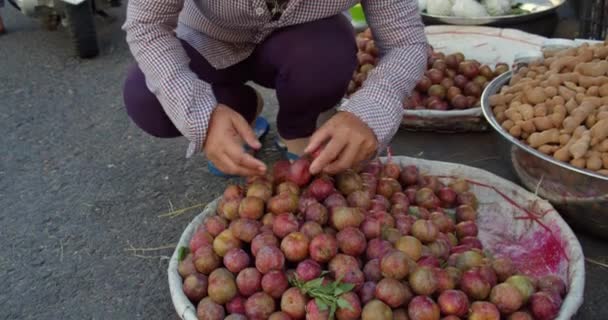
509, 3, 530, 15
289, 272, 355, 319
409, 206, 420, 218
177, 246, 189, 262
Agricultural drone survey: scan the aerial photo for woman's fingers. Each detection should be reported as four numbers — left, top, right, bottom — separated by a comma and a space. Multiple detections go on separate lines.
231, 112, 262, 150
324, 140, 359, 174
217, 152, 264, 176
305, 125, 331, 155
310, 135, 346, 175
225, 142, 267, 174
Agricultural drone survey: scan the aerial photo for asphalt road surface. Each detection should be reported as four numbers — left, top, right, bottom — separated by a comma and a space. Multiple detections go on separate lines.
0, 3, 605, 320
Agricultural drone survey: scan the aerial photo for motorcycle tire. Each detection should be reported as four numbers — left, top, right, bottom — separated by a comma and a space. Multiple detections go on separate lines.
64, 0, 99, 59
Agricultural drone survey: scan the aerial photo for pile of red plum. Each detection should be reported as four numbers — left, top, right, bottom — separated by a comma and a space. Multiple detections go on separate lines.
178, 157, 567, 320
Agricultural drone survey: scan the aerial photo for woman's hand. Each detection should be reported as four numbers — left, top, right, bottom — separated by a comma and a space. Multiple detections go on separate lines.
305, 111, 378, 175
204, 105, 267, 176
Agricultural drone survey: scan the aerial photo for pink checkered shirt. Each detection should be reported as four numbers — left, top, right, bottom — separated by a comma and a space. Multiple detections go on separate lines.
123, 0, 428, 157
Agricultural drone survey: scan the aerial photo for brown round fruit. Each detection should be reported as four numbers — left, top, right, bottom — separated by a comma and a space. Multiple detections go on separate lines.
295, 259, 322, 282
273, 213, 300, 238
409, 266, 438, 296
337, 227, 367, 256
453, 74, 468, 89
223, 248, 251, 274
537, 275, 567, 297
408, 296, 440, 320
208, 268, 237, 304
411, 219, 439, 243
246, 292, 276, 320
490, 282, 524, 314
380, 250, 410, 280
395, 235, 423, 261
438, 289, 469, 317
213, 229, 242, 257
304, 202, 328, 225
363, 259, 382, 282
494, 63, 509, 76
450, 94, 470, 110
469, 301, 500, 320
239, 196, 265, 220
440, 77, 455, 89
183, 273, 208, 303
255, 246, 285, 274
193, 245, 221, 275
281, 287, 307, 319
309, 233, 338, 263
236, 267, 262, 297
427, 69, 445, 84
506, 275, 536, 303
428, 84, 447, 99
230, 218, 262, 243
251, 232, 279, 257
331, 207, 365, 230
361, 299, 392, 320
416, 76, 432, 92
197, 297, 225, 320
375, 278, 411, 308
178, 254, 197, 278
261, 270, 289, 299
300, 221, 324, 240
464, 82, 482, 97
508, 311, 535, 320
281, 232, 310, 262
460, 269, 491, 301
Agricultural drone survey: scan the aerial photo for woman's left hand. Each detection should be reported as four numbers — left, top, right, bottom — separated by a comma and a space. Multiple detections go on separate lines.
305, 111, 378, 175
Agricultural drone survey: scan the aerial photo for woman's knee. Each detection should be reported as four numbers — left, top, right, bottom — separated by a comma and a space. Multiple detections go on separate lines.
123, 65, 181, 138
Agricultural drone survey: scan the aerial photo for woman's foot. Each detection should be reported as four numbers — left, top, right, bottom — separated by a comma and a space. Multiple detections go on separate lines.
274, 107, 336, 161
0, 16, 6, 35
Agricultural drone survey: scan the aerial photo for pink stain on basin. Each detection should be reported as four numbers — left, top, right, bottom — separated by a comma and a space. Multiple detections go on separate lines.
490, 228, 567, 279
439, 176, 571, 285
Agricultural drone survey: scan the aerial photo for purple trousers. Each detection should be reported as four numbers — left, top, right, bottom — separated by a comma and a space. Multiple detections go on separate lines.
123, 14, 357, 140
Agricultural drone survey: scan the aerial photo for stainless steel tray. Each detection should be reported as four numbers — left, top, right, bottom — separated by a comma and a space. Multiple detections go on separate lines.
422, 0, 567, 25
481, 71, 608, 239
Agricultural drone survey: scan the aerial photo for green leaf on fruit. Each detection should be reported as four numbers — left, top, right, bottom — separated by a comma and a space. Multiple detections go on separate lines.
329, 304, 337, 318
291, 275, 355, 320
337, 297, 353, 310
177, 246, 189, 262
305, 277, 325, 289
316, 298, 329, 311
335, 283, 355, 296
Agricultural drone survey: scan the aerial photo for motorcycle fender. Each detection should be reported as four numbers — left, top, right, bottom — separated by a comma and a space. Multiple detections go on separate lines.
60, 0, 86, 5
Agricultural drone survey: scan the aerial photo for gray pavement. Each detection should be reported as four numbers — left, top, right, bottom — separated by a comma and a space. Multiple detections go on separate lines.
0, 3, 606, 320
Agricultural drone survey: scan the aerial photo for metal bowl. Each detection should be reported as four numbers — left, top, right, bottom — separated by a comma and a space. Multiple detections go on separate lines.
481, 71, 608, 239
422, 0, 566, 26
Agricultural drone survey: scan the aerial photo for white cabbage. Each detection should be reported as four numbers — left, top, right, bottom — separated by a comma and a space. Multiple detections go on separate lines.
418, 0, 428, 12
452, 0, 489, 18
483, 0, 512, 16
427, 0, 453, 16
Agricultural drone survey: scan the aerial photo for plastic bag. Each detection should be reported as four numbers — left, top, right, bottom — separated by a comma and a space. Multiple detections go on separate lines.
483, 0, 512, 16
427, 0, 453, 16
452, 0, 489, 17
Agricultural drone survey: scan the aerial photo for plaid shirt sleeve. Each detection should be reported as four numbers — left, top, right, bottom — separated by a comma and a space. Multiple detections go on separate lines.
339, 0, 428, 153
122, 0, 217, 158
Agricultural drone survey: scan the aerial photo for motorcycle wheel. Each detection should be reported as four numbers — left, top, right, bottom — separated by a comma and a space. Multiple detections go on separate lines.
64, 0, 99, 58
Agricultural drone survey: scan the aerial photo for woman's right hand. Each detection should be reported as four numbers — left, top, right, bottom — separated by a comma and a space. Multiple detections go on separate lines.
203, 105, 267, 176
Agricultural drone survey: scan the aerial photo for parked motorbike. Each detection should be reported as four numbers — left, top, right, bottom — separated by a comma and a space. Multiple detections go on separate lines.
7, 0, 120, 58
